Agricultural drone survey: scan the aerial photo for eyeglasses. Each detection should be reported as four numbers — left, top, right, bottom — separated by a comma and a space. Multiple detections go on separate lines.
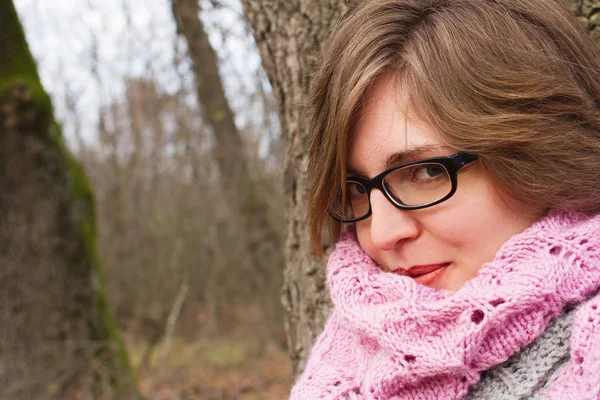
329, 152, 478, 222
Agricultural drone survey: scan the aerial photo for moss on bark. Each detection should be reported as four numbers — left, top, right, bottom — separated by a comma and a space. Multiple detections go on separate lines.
0, 0, 139, 398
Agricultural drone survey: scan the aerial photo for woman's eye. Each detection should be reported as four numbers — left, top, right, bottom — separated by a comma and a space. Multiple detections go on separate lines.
411, 164, 445, 181
347, 182, 366, 197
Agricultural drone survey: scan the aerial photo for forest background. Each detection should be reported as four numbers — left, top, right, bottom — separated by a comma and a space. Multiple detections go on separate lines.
6, 0, 287, 398
2, 0, 599, 399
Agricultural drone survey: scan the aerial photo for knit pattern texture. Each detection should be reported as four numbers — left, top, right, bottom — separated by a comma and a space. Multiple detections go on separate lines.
289, 211, 600, 399
463, 302, 576, 399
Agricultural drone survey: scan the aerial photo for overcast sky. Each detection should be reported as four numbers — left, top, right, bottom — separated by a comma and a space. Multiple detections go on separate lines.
13, 0, 269, 149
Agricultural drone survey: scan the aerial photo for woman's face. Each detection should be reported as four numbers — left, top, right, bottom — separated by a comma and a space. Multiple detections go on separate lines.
349, 75, 545, 291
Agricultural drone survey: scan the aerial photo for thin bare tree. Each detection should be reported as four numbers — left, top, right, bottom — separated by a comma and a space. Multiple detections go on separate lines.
171, 0, 285, 348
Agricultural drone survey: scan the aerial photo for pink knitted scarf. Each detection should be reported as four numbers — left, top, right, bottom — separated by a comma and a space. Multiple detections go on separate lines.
290, 211, 600, 399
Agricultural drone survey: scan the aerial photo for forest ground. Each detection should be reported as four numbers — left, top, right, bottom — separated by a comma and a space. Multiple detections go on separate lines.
128, 334, 292, 400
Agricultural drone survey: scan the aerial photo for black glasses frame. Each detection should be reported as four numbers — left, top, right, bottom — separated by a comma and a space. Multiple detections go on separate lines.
330, 151, 479, 222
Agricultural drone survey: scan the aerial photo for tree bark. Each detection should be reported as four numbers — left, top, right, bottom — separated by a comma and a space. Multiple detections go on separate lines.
240, 0, 349, 375
0, 1, 139, 398
568, 0, 600, 43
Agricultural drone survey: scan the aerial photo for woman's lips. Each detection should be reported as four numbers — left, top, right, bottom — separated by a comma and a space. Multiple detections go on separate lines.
393, 263, 450, 286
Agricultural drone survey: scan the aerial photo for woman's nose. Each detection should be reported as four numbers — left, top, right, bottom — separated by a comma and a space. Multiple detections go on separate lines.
368, 189, 421, 251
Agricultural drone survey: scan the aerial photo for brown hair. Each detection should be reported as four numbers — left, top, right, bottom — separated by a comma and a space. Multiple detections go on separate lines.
307, 0, 600, 255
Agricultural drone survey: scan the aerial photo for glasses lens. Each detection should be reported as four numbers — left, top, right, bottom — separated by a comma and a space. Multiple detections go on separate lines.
330, 181, 369, 221
383, 163, 452, 206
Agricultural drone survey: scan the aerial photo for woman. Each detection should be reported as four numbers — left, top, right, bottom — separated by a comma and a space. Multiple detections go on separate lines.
290, 0, 600, 399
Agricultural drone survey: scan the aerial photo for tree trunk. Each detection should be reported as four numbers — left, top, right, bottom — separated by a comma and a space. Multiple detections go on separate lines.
0, 1, 139, 398
171, 0, 285, 347
240, 0, 349, 375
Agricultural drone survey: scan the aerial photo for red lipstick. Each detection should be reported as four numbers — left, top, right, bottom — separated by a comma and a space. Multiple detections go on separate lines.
394, 263, 450, 286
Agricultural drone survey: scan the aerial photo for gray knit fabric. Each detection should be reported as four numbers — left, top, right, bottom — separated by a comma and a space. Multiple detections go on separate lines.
464, 305, 575, 400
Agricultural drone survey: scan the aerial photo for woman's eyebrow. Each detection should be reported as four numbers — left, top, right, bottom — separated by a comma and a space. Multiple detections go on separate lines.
346, 145, 449, 175
384, 145, 446, 169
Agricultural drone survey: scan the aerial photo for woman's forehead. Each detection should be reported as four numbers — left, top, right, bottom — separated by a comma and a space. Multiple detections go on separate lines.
347, 75, 448, 175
